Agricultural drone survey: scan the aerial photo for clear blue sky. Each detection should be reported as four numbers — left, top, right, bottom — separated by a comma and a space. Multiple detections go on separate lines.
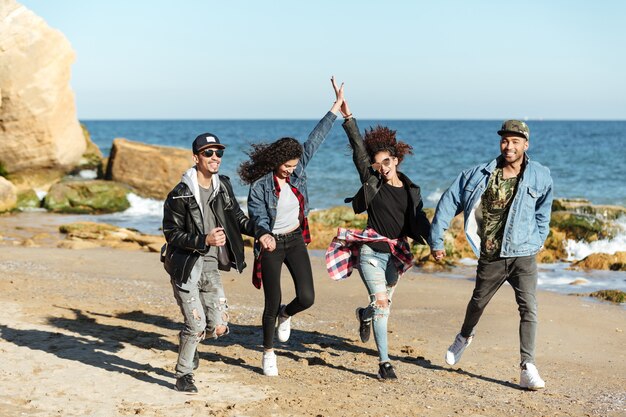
20, 0, 626, 120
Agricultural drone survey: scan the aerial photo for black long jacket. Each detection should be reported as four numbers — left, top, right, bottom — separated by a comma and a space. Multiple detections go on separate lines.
162, 170, 255, 283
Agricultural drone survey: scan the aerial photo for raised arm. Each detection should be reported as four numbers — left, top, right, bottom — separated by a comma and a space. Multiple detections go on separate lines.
332, 78, 374, 183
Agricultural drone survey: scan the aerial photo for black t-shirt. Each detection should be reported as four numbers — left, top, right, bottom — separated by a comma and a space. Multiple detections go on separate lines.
366, 182, 409, 253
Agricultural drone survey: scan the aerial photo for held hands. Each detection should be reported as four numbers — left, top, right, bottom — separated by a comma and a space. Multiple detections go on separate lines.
331, 76, 351, 119
431, 249, 446, 262
205, 227, 226, 247
259, 233, 276, 252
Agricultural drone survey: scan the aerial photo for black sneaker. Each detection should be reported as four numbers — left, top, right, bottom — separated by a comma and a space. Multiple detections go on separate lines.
175, 374, 198, 394
355, 307, 373, 343
377, 362, 397, 381
193, 349, 199, 370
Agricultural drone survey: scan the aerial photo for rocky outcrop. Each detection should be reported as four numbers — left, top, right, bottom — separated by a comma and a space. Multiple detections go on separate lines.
43, 180, 131, 214
15, 188, 40, 210
58, 222, 165, 252
105, 139, 192, 199
570, 252, 626, 271
0, 0, 86, 183
553, 198, 626, 221
0, 177, 17, 212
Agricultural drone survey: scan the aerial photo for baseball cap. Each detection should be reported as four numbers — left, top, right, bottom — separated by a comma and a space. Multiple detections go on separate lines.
192, 132, 225, 154
497, 120, 530, 141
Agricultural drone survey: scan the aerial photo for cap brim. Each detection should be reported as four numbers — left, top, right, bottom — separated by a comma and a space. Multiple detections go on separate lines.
197, 143, 226, 152
497, 130, 528, 139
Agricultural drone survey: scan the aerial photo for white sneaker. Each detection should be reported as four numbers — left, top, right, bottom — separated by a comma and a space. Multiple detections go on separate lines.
276, 305, 291, 342
520, 363, 545, 390
262, 351, 278, 376
445, 333, 474, 365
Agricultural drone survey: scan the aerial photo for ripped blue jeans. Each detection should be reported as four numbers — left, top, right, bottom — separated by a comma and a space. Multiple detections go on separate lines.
357, 244, 399, 363
171, 259, 229, 377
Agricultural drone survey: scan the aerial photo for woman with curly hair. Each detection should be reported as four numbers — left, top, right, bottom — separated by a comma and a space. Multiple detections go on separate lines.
239, 78, 344, 376
329, 79, 430, 380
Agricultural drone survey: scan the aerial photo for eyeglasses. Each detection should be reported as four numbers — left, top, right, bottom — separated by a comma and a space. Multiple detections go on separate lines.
372, 157, 393, 170
200, 149, 224, 158
379, 158, 392, 167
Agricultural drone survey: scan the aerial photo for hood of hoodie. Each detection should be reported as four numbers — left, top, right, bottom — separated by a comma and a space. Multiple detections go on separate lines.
181, 167, 221, 217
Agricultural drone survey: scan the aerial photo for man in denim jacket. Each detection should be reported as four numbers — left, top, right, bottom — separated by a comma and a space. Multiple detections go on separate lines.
430, 120, 553, 390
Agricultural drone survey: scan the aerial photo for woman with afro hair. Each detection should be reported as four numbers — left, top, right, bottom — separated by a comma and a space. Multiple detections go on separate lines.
239, 78, 344, 376
329, 78, 430, 380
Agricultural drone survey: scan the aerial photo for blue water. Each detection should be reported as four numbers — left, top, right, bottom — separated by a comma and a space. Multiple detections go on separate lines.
82, 119, 626, 209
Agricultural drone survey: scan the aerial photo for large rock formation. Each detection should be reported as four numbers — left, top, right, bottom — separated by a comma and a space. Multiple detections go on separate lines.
105, 138, 192, 199
0, 0, 86, 185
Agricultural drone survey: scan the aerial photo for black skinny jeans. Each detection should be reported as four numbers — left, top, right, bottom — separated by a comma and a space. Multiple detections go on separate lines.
261, 230, 315, 349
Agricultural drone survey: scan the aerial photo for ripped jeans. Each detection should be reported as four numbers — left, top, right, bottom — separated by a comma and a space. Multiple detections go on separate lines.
357, 244, 399, 363
171, 259, 229, 377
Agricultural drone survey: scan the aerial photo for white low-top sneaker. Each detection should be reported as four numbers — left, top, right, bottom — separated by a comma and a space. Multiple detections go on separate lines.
445, 333, 474, 365
276, 304, 291, 342
520, 363, 545, 390
262, 351, 278, 376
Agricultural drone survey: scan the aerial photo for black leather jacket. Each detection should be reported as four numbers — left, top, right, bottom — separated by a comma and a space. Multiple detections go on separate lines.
343, 117, 431, 245
162, 172, 255, 283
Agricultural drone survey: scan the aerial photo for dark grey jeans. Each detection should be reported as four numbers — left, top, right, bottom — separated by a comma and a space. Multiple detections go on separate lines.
460, 255, 538, 366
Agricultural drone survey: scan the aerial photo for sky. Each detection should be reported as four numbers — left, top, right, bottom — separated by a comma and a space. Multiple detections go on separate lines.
18, 0, 626, 120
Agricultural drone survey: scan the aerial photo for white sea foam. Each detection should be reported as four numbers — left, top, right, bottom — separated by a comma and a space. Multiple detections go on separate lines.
565, 217, 626, 261
35, 190, 47, 200
124, 193, 164, 216
427, 188, 443, 204
78, 169, 98, 179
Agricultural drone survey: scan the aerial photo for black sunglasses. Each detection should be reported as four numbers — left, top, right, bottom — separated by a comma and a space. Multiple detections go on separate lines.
200, 149, 224, 158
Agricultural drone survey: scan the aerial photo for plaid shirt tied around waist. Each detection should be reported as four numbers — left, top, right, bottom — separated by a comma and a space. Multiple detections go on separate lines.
325, 227, 414, 281
252, 175, 311, 289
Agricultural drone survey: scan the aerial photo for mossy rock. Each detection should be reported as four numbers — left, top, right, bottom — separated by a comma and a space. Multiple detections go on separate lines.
44, 180, 130, 214
550, 211, 609, 241
309, 206, 368, 229
589, 290, 626, 304
16, 189, 41, 210
308, 206, 368, 249
552, 198, 626, 220
0, 161, 8, 178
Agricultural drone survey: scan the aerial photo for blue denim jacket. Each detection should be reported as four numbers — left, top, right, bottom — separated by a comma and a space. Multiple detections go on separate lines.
430, 155, 553, 258
247, 111, 337, 237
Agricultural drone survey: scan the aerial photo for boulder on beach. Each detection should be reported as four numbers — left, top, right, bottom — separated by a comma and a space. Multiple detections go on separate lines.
571, 251, 626, 271
43, 180, 131, 214
105, 138, 192, 199
15, 188, 41, 210
0, 177, 18, 212
588, 289, 626, 304
553, 198, 626, 220
0, 0, 86, 184
550, 211, 609, 242
58, 221, 165, 251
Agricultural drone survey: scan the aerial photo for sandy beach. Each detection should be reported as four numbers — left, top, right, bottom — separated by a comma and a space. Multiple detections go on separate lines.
0, 216, 625, 417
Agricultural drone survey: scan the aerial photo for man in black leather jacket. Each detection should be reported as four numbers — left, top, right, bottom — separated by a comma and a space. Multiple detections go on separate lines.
162, 132, 270, 394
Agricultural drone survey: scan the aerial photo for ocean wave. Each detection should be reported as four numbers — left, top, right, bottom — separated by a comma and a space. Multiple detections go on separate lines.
565, 217, 626, 261
125, 193, 164, 216
426, 188, 443, 204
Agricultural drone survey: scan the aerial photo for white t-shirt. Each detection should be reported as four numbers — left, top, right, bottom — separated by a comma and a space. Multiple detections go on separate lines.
272, 187, 300, 234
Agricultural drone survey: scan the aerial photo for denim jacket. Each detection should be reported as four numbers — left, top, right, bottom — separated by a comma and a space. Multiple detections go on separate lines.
430, 155, 553, 258
247, 111, 337, 238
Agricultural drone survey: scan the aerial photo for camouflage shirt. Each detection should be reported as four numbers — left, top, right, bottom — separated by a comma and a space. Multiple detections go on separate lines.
480, 168, 519, 259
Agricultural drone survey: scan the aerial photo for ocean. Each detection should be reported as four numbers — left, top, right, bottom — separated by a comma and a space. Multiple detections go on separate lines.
79, 119, 626, 297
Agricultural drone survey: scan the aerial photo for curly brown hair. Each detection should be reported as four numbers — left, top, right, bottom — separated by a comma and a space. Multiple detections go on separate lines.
363, 125, 413, 163
238, 137, 303, 184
